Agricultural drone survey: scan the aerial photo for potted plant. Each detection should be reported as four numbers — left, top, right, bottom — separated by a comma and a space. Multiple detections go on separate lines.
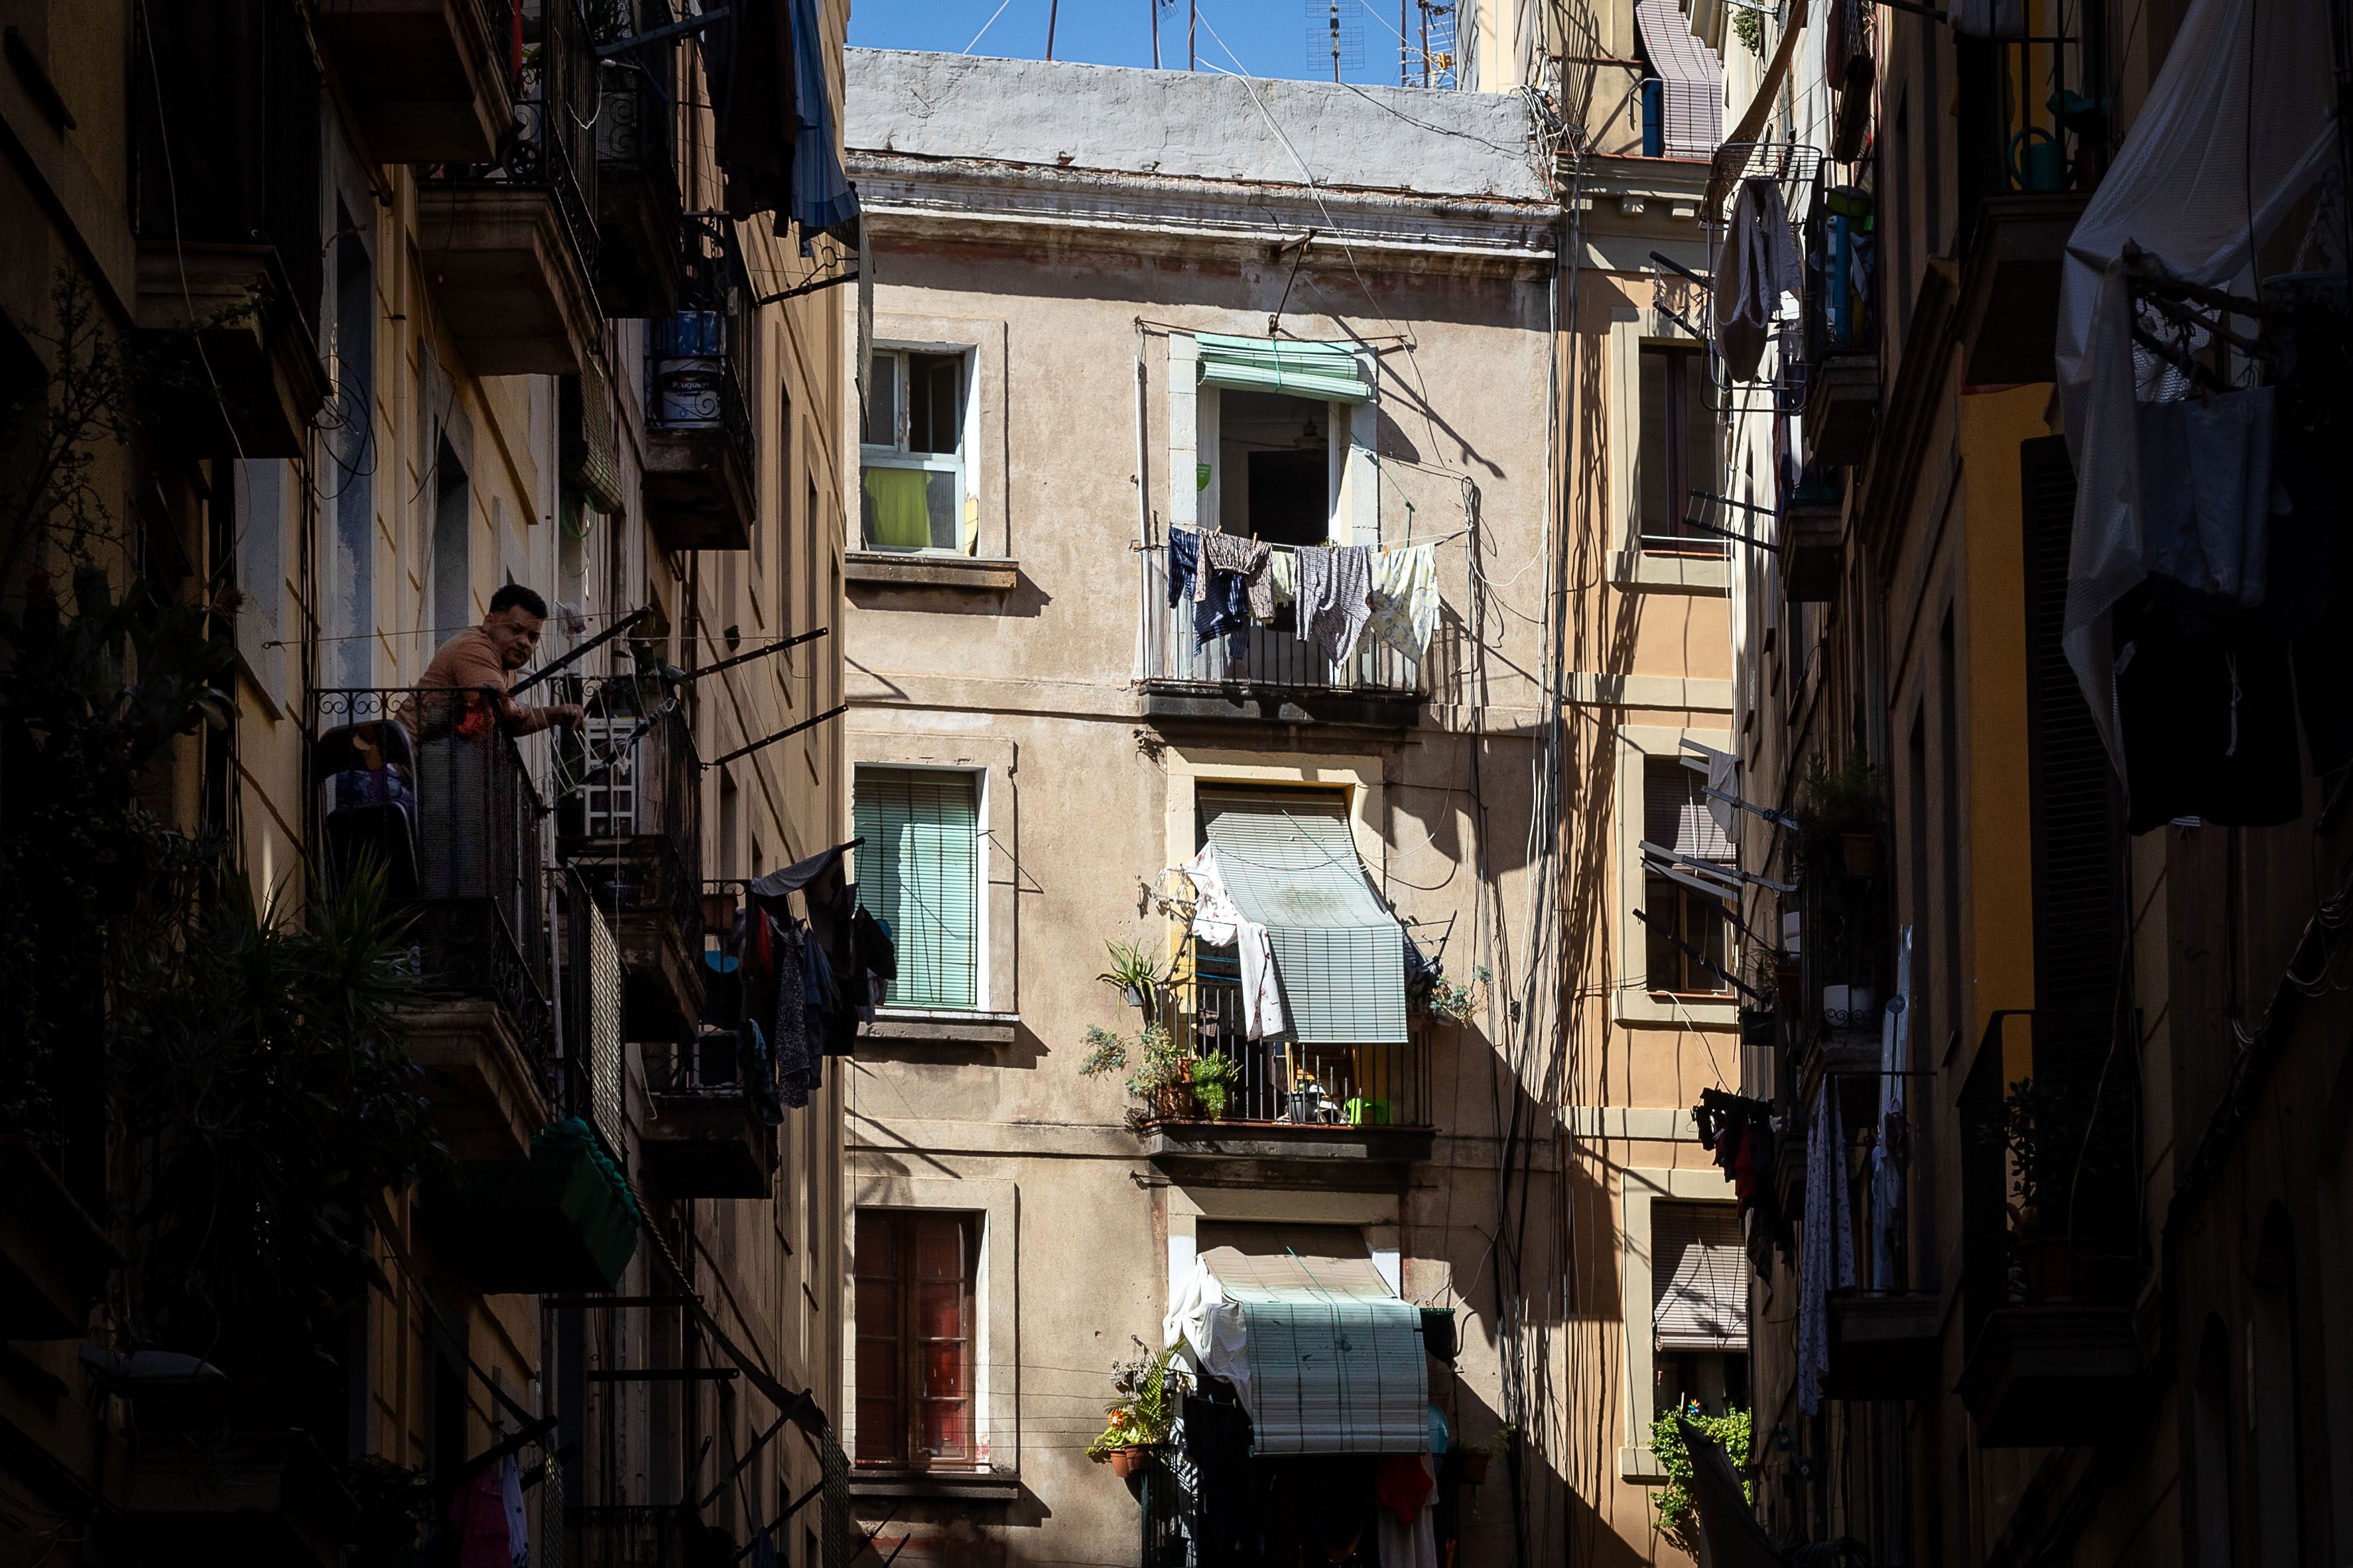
1992, 1073, 2137, 1305
1080, 1024, 1205, 1126
1457, 1422, 1517, 1486
1413, 961, 1489, 1025
1647, 1404, 1751, 1552
1190, 1050, 1238, 1120
1086, 1342, 1190, 1478
1098, 937, 1167, 1013
1797, 752, 1884, 880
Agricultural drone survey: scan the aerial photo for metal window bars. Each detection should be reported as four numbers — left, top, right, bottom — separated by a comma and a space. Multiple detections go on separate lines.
420, 0, 602, 282
552, 868, 629, 1154
1134, 543, 1427, 695
1143, 940, 1432, 1128
551, 672, 704, 950
310, 688, 552, 1056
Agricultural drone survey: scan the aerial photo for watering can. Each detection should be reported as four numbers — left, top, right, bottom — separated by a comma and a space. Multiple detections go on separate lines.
2008, 127, 2071, 193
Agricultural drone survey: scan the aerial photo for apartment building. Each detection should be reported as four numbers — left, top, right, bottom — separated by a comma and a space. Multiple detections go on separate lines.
0, 3, 858, 1565
835, 44, 1750, 1567
1616, 0, 2353, 1559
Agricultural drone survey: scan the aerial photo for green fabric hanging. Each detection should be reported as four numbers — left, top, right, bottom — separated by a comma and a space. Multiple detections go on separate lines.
862, 467, 933, 550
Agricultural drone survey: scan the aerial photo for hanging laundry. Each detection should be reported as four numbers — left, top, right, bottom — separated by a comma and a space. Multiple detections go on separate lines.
1373, 1453, 1439, 1568
1295, 543, 1373, 664
2133, 386, 2274, 609
1797, 1078, 1852, 1417
1198, 529, 1276, 621
450, 1467, 511, 1568
1712, 177, 1801, 381
1362, 544, 1438, 662
1869, 928, 1911, 1293
1269, 548, 1298, 607
772, 922, 814, 1110
1169, 528, 1253, 658
1183, 846, 1287, 1042
2111, 585, 2302, 832
499, 1455, 529, 1568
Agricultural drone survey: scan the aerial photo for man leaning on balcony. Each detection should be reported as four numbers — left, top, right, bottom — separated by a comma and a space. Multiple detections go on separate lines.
411, 584, 586, 737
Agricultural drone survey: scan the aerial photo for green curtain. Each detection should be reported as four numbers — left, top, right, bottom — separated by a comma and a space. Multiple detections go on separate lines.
861, 467, 932, 550
854, 768, 979, 1008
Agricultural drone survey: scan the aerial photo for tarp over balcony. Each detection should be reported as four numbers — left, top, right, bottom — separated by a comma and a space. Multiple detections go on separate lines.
1200, 794, 1407, 1046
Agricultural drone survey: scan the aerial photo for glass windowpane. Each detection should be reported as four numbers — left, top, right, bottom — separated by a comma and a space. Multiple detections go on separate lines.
863, 354, 899, 448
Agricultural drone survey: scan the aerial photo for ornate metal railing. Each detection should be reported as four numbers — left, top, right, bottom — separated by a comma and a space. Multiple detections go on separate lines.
1135, 544, 1427, 695
310, 689, 551, 1049
647, 305, 756, 469
591, 0, 682, 203
420, 0, 600, 280
550, 673, 703, 943
1142, 941, 1432, 1128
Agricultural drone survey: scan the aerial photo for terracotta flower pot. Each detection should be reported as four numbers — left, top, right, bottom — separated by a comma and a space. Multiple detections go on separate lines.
1841, 831, 1882, 879
1108, 1446, 1149, 1479
1458, 1451, 1491, 1486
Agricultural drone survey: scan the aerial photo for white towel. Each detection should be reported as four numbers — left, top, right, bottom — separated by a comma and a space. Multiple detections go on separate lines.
1797, 1079, 1854, 1416
1183, 847, 1287, 1041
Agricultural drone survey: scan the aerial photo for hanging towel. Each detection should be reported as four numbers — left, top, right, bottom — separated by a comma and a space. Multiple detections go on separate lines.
1169, 529, 1253, 658
2133, 386, 2275, 608
451, 1467, 511, 1568
1199, 530, 1277, 621
1269, 549, 1298, 607
500, 1455, 529, 1568
773, 922, 814, 1110
1797, 1078, 1854, 1416
1296, 544, 1373, 664
1373, 1453, 1440, 1568
1869, 928, 1911, 1292
1713, 178, 1801, 381
1183, 847, 1287, 1042
1362, 545, 1439, 662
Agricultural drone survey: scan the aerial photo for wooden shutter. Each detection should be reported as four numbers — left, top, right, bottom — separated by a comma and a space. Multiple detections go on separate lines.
854, 769, 978, 1008
852, 1211, 975, 1469
2019, 436, 2124, 1023
1653, 1203, 1748, 1351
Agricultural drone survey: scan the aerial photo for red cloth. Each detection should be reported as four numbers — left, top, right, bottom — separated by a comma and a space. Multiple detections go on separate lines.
449, 1469, 511, 1568
1374, 1453, 1433, 1526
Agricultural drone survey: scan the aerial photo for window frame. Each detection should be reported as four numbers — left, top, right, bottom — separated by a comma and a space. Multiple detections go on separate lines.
858, 343, 976, 556
1641, 755, 1734, 998
1636, 341, 1726, 558
853, 1208, 982, 1472
852, 762, 985, 1012
1615, 725, 1739, 1026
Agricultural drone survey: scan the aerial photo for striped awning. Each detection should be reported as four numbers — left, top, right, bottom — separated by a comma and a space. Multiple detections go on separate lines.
1169, 1225, 1431, 1456
1636, 0, 1725, 161
1200, 793, 1406, 1045
1196, 333, 1373, 402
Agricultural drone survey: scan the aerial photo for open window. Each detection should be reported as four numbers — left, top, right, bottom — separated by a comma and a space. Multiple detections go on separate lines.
854, 1209, 980, 1470
1650, 1201, 1749, 1417
860, 347, 973, 554
1644, 756, 1733, 994
1637, 343, 1724, 556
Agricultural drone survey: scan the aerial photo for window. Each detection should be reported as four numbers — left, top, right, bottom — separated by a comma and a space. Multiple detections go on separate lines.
853, 767, 980, 1009
859, 347, 971, 554
1637, 344, 1722, 555
854, 1210, 978, 1469
1644, 757, 1732, 994
1214, 389, 1332, 547
1651, 1202, 1749, 1417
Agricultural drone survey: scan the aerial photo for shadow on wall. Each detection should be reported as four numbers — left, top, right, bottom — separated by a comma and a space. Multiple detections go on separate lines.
846, 570, 1054, 621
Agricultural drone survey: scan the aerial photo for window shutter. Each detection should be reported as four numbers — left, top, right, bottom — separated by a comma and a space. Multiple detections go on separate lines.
1196, 334, 1373, 402
854, 769, 979, 1008
2019, 436, 2124, 1019
1646, 760, 1733, 863
1653, 1203, 1748, 1352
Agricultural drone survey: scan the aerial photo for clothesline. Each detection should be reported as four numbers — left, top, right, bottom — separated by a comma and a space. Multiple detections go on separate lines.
1129, 528, 1469, 554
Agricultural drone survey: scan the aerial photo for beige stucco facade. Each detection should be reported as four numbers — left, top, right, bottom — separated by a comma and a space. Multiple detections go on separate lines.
838, 48, 1746, 1567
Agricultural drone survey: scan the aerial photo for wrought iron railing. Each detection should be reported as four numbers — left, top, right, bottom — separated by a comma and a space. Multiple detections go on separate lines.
1135, 544, 1427, 695
648, 305, 756, 472
310, 689, 551, 1048
552, 675, 703, 944
420, 0, 600, 280
1143, 941, 1432, 1128
592, 0, 682, 207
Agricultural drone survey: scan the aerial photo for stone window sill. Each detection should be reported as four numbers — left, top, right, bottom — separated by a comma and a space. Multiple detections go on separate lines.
845, 551, 1019, 591
865, 1008, 1021, 1048
849, 1469, 1021, 1502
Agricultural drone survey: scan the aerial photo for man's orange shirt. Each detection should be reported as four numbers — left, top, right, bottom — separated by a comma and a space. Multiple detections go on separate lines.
418, 627, 512, 694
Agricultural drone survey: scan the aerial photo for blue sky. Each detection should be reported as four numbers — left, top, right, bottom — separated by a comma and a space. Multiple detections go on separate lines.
847, 0, 1442, 85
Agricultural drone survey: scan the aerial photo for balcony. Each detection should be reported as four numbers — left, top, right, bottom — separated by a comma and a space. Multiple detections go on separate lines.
1958, 1010, 2144, 1445
589, 2, 687, 317
644, 302, 758, 550
1957, 194, 2092, 385
315, 0, 515, 164
1823, 1290, 1940, 1400
130, 0, 327, 459
638, 1036, 780, 1199
311, 691, 553, 1164
1826, 0, 1875, 162
123, 1432, 357, 1568
415, 0, 602, 374
554, 682, 704, 1044
0, 1138, 119, 1339
1801, 186, 1879, 467
1134, 946, 1434, 1167
1135, 546, 1427, 729
1953, 30, 2093, 386
1781, 473, 1844, 603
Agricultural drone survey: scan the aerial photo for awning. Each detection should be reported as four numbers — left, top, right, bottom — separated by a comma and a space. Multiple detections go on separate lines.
1164, 1226, 1429, 1456
1200, 794, 1405, 1045
1634, 0, 1724, 160
1196, 334, 1373, 403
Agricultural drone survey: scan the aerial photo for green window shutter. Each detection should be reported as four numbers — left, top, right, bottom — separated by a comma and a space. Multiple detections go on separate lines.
854, 768, 979, 1009
1196, 333, 1373, 403
1200, 791, 1406, 1045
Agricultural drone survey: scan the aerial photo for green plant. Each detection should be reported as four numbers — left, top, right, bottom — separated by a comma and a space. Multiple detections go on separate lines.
1649, 1404, 1750, 1548
344, 1456, 434, 1568
1992, 1073, 2135, 1239
1190, 1050, 1238, 1120
1733, 6, 1764, 54
1470, 1420, 1519, 1457
1098, 937, 1167, 1006
1418, 962, 1490, 1024
1798, 752, 1882, 836
1085, 1341, 1193, 1461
